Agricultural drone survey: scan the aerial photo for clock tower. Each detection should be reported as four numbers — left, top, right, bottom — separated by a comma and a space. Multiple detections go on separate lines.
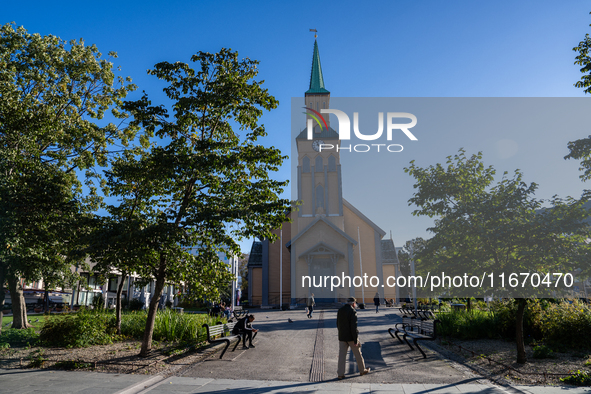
296, 39, 344, 231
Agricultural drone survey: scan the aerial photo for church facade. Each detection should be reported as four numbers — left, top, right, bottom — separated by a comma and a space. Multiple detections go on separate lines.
248, 40, 399, 306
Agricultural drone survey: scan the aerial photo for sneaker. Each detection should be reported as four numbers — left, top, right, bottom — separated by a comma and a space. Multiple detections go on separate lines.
337, 376, 345, 380
249, 344, 255, 348
360, 368, 370, 376
242, 345, 249, 349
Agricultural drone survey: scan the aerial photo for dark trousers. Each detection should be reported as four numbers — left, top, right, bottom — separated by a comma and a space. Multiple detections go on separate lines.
307, 305, 314, 317
237, 329, 253, 345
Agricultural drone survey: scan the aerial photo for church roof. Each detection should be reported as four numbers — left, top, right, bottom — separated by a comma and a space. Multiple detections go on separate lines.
381, 239, 400, 265
286, 216, 357, 249
343, 199, 387, 238
247, 241, 263, 267
306, 40, 330, 94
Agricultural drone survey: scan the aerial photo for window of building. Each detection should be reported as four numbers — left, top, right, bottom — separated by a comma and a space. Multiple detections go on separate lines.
316, 184, 324, 208
303, 156, 310, 173
315, 156, 323, 172
328, 155, 336, 172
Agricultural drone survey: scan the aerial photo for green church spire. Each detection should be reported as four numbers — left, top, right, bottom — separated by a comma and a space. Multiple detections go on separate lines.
306, 40, 330, 94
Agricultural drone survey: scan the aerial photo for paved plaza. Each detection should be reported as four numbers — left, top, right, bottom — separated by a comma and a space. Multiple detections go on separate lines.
1, 308, 590, 393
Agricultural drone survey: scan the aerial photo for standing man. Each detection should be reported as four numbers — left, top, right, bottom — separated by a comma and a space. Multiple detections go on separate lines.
337, 297, 370, 379
373, 292, 380, 313
307, 293, 315, 318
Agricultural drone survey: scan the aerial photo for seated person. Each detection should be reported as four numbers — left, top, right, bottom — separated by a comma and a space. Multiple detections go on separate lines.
232, 314, 258, 349
210, 304, 221, 317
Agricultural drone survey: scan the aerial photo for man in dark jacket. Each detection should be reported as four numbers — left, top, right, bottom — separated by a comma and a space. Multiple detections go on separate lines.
232, 314, 258, 349
336, 297, 370, 379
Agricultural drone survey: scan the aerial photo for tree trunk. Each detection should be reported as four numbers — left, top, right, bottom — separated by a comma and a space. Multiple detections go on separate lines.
139, 274, 165, 357
44, 287, 49, 312
8, 275, 31, 329
515, 298, 527, 364
115, 271, 127, 335
467, 298, 472, 311
0, 263, 6, 335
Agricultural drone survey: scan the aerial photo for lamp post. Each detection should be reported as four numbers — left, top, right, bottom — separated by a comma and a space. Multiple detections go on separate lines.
358, 227, 364, 304
280, 228, 283, 308
410, 240, 417, 311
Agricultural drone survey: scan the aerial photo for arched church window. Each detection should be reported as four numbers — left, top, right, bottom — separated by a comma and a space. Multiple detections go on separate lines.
316, 184, 324, 208
328, 155, 336, 172
303, 156, 310, 173
315, 156, 323, 172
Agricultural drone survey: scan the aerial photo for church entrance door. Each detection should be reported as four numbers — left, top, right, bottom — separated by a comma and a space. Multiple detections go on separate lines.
310, 258, 334, 302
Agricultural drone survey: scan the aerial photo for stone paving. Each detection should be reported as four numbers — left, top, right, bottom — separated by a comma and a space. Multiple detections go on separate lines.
1, 308, 590, 393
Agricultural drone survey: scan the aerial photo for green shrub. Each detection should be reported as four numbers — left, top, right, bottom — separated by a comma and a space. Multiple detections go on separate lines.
120, 310, 221, 342
127, 298, 144, 311
539, 300, 591, 350
532, 344, 554, 359
29, 354, 47, 368
436, 309, 498, 339
0, 328, 39, 348
39, 309, 115, 348
561, 370, 591, 386
91, 295, 105, 310
489, 299, 543, 340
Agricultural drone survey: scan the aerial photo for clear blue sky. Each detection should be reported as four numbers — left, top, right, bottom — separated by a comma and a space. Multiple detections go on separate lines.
4, 1, 591, 252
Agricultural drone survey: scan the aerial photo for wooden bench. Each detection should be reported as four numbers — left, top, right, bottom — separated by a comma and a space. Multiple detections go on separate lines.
202, 321, 258, 358
202, 322, 242, 359
388, 315, 440, 358
233, 308, 249, 320
398, 305, 417, 319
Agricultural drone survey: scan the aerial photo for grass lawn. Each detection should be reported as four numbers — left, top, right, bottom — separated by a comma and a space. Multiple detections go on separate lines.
2, 314, 47, 331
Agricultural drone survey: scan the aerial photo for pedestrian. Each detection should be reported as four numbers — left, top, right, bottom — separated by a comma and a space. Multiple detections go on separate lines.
373, 292, 380, 313
232, 314, 258, 349
337, 297, 370, 380
307, 293, 315, 318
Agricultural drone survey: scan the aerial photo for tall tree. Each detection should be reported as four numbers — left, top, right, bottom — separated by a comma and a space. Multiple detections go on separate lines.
0, 23, 137, 331
566, 12, 591, 183
108, 49, 290, 356
405, 149, 590, 364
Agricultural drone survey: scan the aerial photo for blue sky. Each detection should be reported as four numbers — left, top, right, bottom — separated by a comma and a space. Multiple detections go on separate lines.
4, 1, 591, 251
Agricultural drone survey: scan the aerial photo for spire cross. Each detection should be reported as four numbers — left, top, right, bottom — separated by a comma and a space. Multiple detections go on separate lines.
309, 28, 317, 39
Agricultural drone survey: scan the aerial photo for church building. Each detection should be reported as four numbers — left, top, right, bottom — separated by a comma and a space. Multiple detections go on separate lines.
248, 40, 399, 306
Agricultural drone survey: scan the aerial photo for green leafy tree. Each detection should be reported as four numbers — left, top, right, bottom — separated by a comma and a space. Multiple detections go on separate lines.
0, 23, 137, 331
108, 49, 290, 356
565, 12, 591, 179
573, 11, 591, 95
405, 149, 590, 364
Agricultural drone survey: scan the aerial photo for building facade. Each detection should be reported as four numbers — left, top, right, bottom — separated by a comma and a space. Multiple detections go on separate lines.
248, 40, 400, 306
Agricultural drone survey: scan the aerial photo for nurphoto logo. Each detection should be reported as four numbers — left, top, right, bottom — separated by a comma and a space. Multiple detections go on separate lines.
304, 107, 418, 153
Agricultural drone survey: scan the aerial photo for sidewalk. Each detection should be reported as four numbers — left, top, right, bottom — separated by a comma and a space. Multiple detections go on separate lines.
1, 369, 591, 393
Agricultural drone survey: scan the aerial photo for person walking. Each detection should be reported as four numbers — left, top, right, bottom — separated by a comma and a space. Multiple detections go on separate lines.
373, 292, 380, 313
307, 293, 315, 318
337, 297, 370, 379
